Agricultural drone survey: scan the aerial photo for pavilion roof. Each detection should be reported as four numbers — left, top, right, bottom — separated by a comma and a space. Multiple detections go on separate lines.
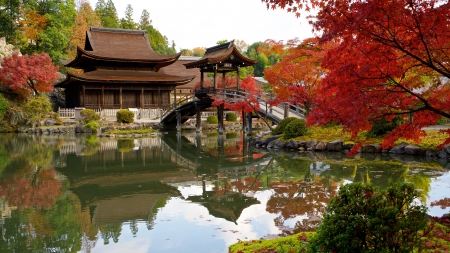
64, 27, 180, 70
183, 41, 257, 70
55, 69, 195, 88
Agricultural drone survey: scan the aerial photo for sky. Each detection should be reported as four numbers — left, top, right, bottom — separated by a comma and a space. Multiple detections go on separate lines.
90, 0, 315, 50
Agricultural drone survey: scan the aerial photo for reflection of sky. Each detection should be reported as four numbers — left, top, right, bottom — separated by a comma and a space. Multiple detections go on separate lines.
86, 172, 450, 253
87, 185, 281, 253
426, 172, 450, 217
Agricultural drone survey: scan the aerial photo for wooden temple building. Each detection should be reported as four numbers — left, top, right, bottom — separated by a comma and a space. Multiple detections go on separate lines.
56, 27, 195, 109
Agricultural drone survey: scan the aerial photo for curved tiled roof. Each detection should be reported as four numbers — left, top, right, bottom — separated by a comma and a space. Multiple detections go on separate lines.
65, 27, 180, 69
184, 41, 257, 69
55, 69, 195, 87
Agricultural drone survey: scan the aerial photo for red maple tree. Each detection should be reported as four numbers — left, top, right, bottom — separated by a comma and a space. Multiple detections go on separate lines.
0, 52, 59, 98
261, 0, 450, 148
211, 76, 261, 113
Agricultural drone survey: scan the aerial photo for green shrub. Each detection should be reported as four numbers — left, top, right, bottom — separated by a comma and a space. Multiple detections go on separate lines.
80, 109, 100, 123
272, 117, 297, 135
437, 116, 449, 125
0, 93, 8, 121
206, 115, 218, 124
308, 182, 429, 253
84, 121, 100, 131
116, 109, 134, 123
282, 118, 308, 139
225, 112, 237, 122
366, 116, 403, 137
23, 95, 53, 125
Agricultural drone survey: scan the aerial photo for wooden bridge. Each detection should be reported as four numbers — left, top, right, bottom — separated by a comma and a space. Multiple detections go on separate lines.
160, 88, 305, 132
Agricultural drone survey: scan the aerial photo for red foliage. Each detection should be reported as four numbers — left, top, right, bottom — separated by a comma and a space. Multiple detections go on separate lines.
262, 0, 450, 148
0, 52, 59, 98
211, 76, 261, 113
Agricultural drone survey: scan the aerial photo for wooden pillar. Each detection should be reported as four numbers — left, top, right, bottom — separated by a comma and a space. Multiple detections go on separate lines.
176, 110, 181, 132
246, 112, 252, 135
119, 86, 123, 109
213, 65, 217, 89
200, 70, 204, 89
284, 102, 289, 118
242, 110, 246, 133
236, 66, 240, 90
82, 85, 85, 107
217, 104, 224, 134
173, 87, 176, 107
101, 86, 104, 108
195, 102, 202, 133
158, 87, 162, 120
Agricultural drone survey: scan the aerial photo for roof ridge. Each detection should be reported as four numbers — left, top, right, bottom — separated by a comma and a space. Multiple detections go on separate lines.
204, 40, 235, 54
90, 26, 146, 35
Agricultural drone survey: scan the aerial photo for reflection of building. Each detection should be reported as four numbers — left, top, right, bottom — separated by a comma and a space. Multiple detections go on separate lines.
0, 197, 17, 219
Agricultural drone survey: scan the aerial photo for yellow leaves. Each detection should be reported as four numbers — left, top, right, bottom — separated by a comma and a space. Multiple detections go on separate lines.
19, 10, 48, 43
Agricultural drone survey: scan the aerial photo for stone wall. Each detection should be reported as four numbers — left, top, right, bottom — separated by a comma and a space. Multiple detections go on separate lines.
0, 37, 21, 66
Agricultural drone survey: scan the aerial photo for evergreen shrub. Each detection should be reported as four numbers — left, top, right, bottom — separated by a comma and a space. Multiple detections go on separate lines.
308, 182, 429, 253
283, 118, 307, 139
366, 116, 403, 137
206, 115, 218, 124
225, 112, 237, 122
23, 95, 53, 125
116, 109, 134, 123
80, 109, 100, 123
272, 117, 297, 135
84, 121, 100, 131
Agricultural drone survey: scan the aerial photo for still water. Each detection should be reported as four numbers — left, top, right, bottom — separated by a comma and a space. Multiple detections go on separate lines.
0, 132, 449, 253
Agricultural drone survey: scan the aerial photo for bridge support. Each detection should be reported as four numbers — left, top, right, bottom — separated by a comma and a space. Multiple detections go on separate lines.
217, 104, 224, 134
246, 112, 252, 135
176, 110, 181, 132
195, 102, 202, 133
242, 111, 246, 133
284, 102, 289, 119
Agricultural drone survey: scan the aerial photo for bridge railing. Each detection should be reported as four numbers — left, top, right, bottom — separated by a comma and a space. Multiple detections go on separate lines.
161, 94, 199, 119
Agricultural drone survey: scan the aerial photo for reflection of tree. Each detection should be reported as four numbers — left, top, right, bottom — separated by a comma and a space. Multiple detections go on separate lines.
23, 143, 52, 167
99, 223, 122, 245
0, 168, 62, 210
0, 144, 10, 175
266, 173, 337, 235
117, 139, 135, 153
82, 135, 101, 156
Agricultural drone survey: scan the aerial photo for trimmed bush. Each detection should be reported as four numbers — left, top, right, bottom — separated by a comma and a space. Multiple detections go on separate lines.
308, 182, 429, 253
206, 115, 218, 124
283, 118, 307, 139
0, 93, 8, 121
116, 109, 134, 123
80, 109, 100, 123
225, 112, 237, 122
366, 116, 403, 137
272, 117, 297, 135
23, 95, 53, 125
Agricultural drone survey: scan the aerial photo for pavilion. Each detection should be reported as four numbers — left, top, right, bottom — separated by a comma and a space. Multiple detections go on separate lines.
55, 27, 195, 109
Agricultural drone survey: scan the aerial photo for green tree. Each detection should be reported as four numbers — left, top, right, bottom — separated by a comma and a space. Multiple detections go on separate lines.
120, 4, 135, 29
0, 0, 22, 43
145, 25, 175, 55
216, 39, 228, 45
96, 0, 119, 28
138, 9, 151, 30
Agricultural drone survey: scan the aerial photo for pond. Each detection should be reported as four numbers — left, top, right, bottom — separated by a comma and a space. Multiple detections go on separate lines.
0, 132, 449, 253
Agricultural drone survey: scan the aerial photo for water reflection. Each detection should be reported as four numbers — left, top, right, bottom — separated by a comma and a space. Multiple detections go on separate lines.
0, 133, 448, 252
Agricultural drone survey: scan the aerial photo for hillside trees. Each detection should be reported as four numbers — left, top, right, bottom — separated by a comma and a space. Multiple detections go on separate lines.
261, 0, 450, 148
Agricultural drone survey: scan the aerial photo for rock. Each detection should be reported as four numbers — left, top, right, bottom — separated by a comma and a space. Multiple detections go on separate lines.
44, 119, 56, 126
438, 150, 448, 159
444, 144, 450, 154
343, 143, 354, 150
404, 145, 426, 155
299, 147, 306, 152
426, 150, 437, 158
297, 140, 307, 148
389, 142, 408, 154
260, 135, 280, 147
362, 144, 381, 153
286, 140, 299, 149
306, 140, 317, 151
272, 139, 288, 149
315, 141, 327, 151
327, 139, 343, 152
63, 120, 77, 126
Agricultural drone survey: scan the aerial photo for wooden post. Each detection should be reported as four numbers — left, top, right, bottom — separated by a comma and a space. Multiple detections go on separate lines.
242, 110, 246, 133
200, 70, 204, 89
217, 104, 224, 134
141, 87, 144, 108
284, 102, 289, 119
173, 87, 176, 107
176, 110, 181, 132
119, 86, 123, 109
246, 112, 252, 135
82, 85, 85, 107
236, 66, 240, 90
195, 102, 202, 133
213, 65, 217, 90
